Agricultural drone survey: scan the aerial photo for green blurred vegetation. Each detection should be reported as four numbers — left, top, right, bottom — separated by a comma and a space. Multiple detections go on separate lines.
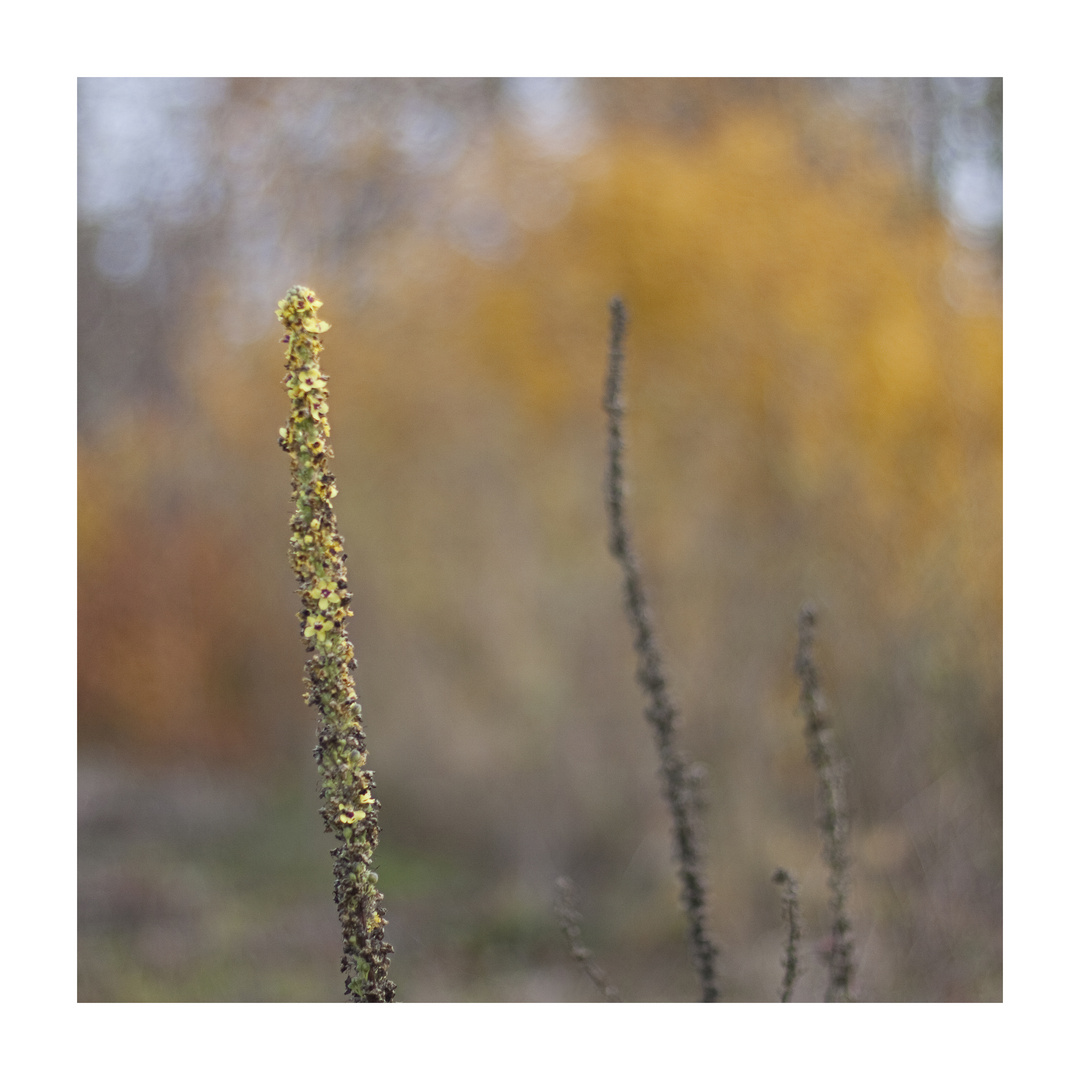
78, 78, 1001, 1001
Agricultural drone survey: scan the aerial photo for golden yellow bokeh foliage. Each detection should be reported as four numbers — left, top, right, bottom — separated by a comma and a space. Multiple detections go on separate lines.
80, 94, 1000, 766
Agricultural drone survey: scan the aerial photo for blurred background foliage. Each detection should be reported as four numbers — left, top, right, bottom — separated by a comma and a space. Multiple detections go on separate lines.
78, 77, 1001, 1001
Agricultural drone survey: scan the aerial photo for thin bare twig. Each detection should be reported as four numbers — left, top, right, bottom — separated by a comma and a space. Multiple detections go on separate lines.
771, 868, 802, 1002
795, 604, 855, 1002
554, 877, 622, 1002
602, 297, 720, 1003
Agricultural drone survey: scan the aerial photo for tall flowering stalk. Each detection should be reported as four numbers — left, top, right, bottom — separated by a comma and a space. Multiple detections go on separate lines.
276, 285, 395, 1002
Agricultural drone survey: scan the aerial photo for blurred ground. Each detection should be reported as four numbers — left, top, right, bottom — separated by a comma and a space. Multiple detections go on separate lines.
78, 747, 1001, 1001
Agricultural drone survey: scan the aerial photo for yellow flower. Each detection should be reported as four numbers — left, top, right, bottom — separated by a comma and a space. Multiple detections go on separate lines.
306, 579, 341, 611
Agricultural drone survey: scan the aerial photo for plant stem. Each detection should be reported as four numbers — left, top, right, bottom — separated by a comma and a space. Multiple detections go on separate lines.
602, 297, 720, 1002
795, 604, 854, 1002
772, 868, 802, 1002
554, 877, 622, 1002
276, 285, 395, 1002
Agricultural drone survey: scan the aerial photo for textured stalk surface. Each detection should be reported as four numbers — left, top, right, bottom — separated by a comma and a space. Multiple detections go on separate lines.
276, 286, 395, 1001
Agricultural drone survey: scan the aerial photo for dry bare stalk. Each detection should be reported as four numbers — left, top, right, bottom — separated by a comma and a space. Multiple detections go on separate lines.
771, 868, 802, 1002
602, 297, 720, 1003
554, 877, 622, 1001
795, 604, 855, 1002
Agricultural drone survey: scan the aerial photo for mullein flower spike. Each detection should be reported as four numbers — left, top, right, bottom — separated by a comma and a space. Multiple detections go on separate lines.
276, 286, 395, 1002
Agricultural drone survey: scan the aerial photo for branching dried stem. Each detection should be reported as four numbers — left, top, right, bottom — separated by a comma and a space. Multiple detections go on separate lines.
771, 868, 802, 1002
554, 877, 622, 1001
795, 604, 855, 1002
602, 297, 720, 1003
